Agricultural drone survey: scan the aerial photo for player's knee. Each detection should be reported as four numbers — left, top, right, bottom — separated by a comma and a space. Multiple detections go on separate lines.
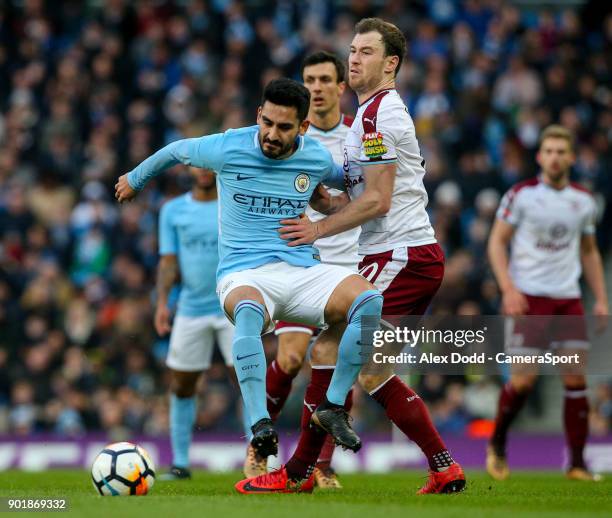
510, 376, 536, 393
234, 300, 266, 335
310, 344, 337, 367
347, 289, 383, 324
277, 351, 304, 376
562, 375, 586, 390
171, 375, 198, 398
358, 372, 390, 393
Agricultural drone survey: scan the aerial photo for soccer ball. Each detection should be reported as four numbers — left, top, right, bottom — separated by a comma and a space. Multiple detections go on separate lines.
91, 442, 156, 496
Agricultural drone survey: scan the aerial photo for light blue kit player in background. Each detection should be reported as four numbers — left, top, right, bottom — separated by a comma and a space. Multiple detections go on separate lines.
115, 79, 383, 478
154, 166, 237, 481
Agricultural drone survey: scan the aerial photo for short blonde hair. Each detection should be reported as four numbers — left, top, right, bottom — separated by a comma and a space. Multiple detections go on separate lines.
539, 125, 574, 151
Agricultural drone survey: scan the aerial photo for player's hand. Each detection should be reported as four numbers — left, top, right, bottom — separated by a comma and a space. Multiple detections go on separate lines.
154, 304, 172, 336
593, 300, 609, 334
278, 213, 320, 246
309, 184, 331, 213
501, 288, 529, 316
115, 174, 137, 203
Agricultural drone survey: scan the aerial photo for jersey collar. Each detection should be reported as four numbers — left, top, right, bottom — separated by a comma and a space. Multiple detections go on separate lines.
358, 88, 395, 107
308, 114, 344, 133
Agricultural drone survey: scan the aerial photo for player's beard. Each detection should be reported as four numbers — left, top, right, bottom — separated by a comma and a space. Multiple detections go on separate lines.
260, 137, 294, 159
544, 163, 569, 184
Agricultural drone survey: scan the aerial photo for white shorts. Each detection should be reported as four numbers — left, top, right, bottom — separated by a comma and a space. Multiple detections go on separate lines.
216, 262, 359, 333
166, 314, 234, 371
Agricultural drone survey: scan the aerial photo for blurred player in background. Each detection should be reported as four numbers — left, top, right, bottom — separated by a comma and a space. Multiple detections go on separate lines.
155, 167, 234, 480
116, 79, 383, 488
243, 51, 360, 488
241, 18, 464, 495
487, 125, 608, 482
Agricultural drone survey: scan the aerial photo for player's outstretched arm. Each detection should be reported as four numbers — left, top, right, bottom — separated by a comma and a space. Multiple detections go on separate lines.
115, 136, 222, 202
580, 234, 609, 317
279, 162, 394, 245
488, 218, 528, 316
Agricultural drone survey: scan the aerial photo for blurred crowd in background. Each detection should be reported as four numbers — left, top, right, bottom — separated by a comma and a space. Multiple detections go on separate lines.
0, 0, 611, 440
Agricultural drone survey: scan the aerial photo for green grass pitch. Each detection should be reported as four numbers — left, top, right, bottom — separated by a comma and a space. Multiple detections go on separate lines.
0, 470, 610, 518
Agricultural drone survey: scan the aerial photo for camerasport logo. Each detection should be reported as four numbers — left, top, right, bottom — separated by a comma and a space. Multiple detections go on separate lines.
362, 132, 387, 158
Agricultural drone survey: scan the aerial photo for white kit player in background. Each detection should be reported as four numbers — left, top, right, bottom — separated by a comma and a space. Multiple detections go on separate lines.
487, 124, 608, 482
155, 167, 235, 481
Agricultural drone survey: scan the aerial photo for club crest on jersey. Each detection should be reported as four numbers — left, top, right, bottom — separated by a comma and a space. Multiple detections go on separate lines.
362, 132, 387, 158
294, 173, 310, 193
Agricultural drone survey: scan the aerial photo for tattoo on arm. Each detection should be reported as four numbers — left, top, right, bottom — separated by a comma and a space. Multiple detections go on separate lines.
157, 256, 179, 303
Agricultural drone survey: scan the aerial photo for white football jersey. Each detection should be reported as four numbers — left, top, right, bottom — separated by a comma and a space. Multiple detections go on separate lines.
343, 89, 436, 255
306, 115, 361, 269
497, 177, 597, 298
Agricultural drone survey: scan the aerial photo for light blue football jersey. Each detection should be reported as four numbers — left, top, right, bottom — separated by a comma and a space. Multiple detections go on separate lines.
128, 125, 343, 280
159, 193, 221, 317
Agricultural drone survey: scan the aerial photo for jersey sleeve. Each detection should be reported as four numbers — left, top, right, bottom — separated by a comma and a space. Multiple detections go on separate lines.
158, 203, 178, 255
582, 197, 597, 235
322, 161, 346, 191
127, 133, 225, 191
496, 188, 523, 226
358, 101, 399, 164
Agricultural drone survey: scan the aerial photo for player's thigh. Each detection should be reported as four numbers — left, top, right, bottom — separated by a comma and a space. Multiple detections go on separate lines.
276, 331, 311, 374
360, 244, 444, 315
167, 315, 216, 372
213, 315, 235, 367
282, 264, 360, 327
217, 266, 289, 333
310, 324, 344, 366
324, 273, 377, 324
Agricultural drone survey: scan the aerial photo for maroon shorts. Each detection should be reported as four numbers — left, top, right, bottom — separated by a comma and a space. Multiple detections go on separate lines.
358, 243, 445, 315
274, 321, 318, 336
509, 294, 588, 350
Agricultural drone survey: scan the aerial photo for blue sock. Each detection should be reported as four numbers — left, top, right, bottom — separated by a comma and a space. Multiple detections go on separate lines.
241, 400, 253, 441
233, 300, 269, 428
170, 394, 196, 468
327, 290, 383, 405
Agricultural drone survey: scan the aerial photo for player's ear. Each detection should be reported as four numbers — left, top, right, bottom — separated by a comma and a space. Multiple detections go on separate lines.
298, 119, 310, 135
256, 106, 262, 123
338, 81, 346, 96
384, 55, 399, 75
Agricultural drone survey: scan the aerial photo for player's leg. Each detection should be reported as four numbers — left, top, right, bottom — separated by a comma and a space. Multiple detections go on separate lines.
222, 285, 277, 456
311, 274, 382, 450
162, 314, 214, 480
267, 324, 314, 420
359, 244, 465, 493
553, 299, 598, 480
235, 266, 381, 493
164, 369, 201, 480
243, 324, 313, 477
487, 370, 537, 480
283, 325, 352, 488
561, 372, 596, 480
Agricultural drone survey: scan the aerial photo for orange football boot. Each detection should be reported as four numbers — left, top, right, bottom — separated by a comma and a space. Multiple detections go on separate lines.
235, 465, 314, 494
417, 463, 466, 495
